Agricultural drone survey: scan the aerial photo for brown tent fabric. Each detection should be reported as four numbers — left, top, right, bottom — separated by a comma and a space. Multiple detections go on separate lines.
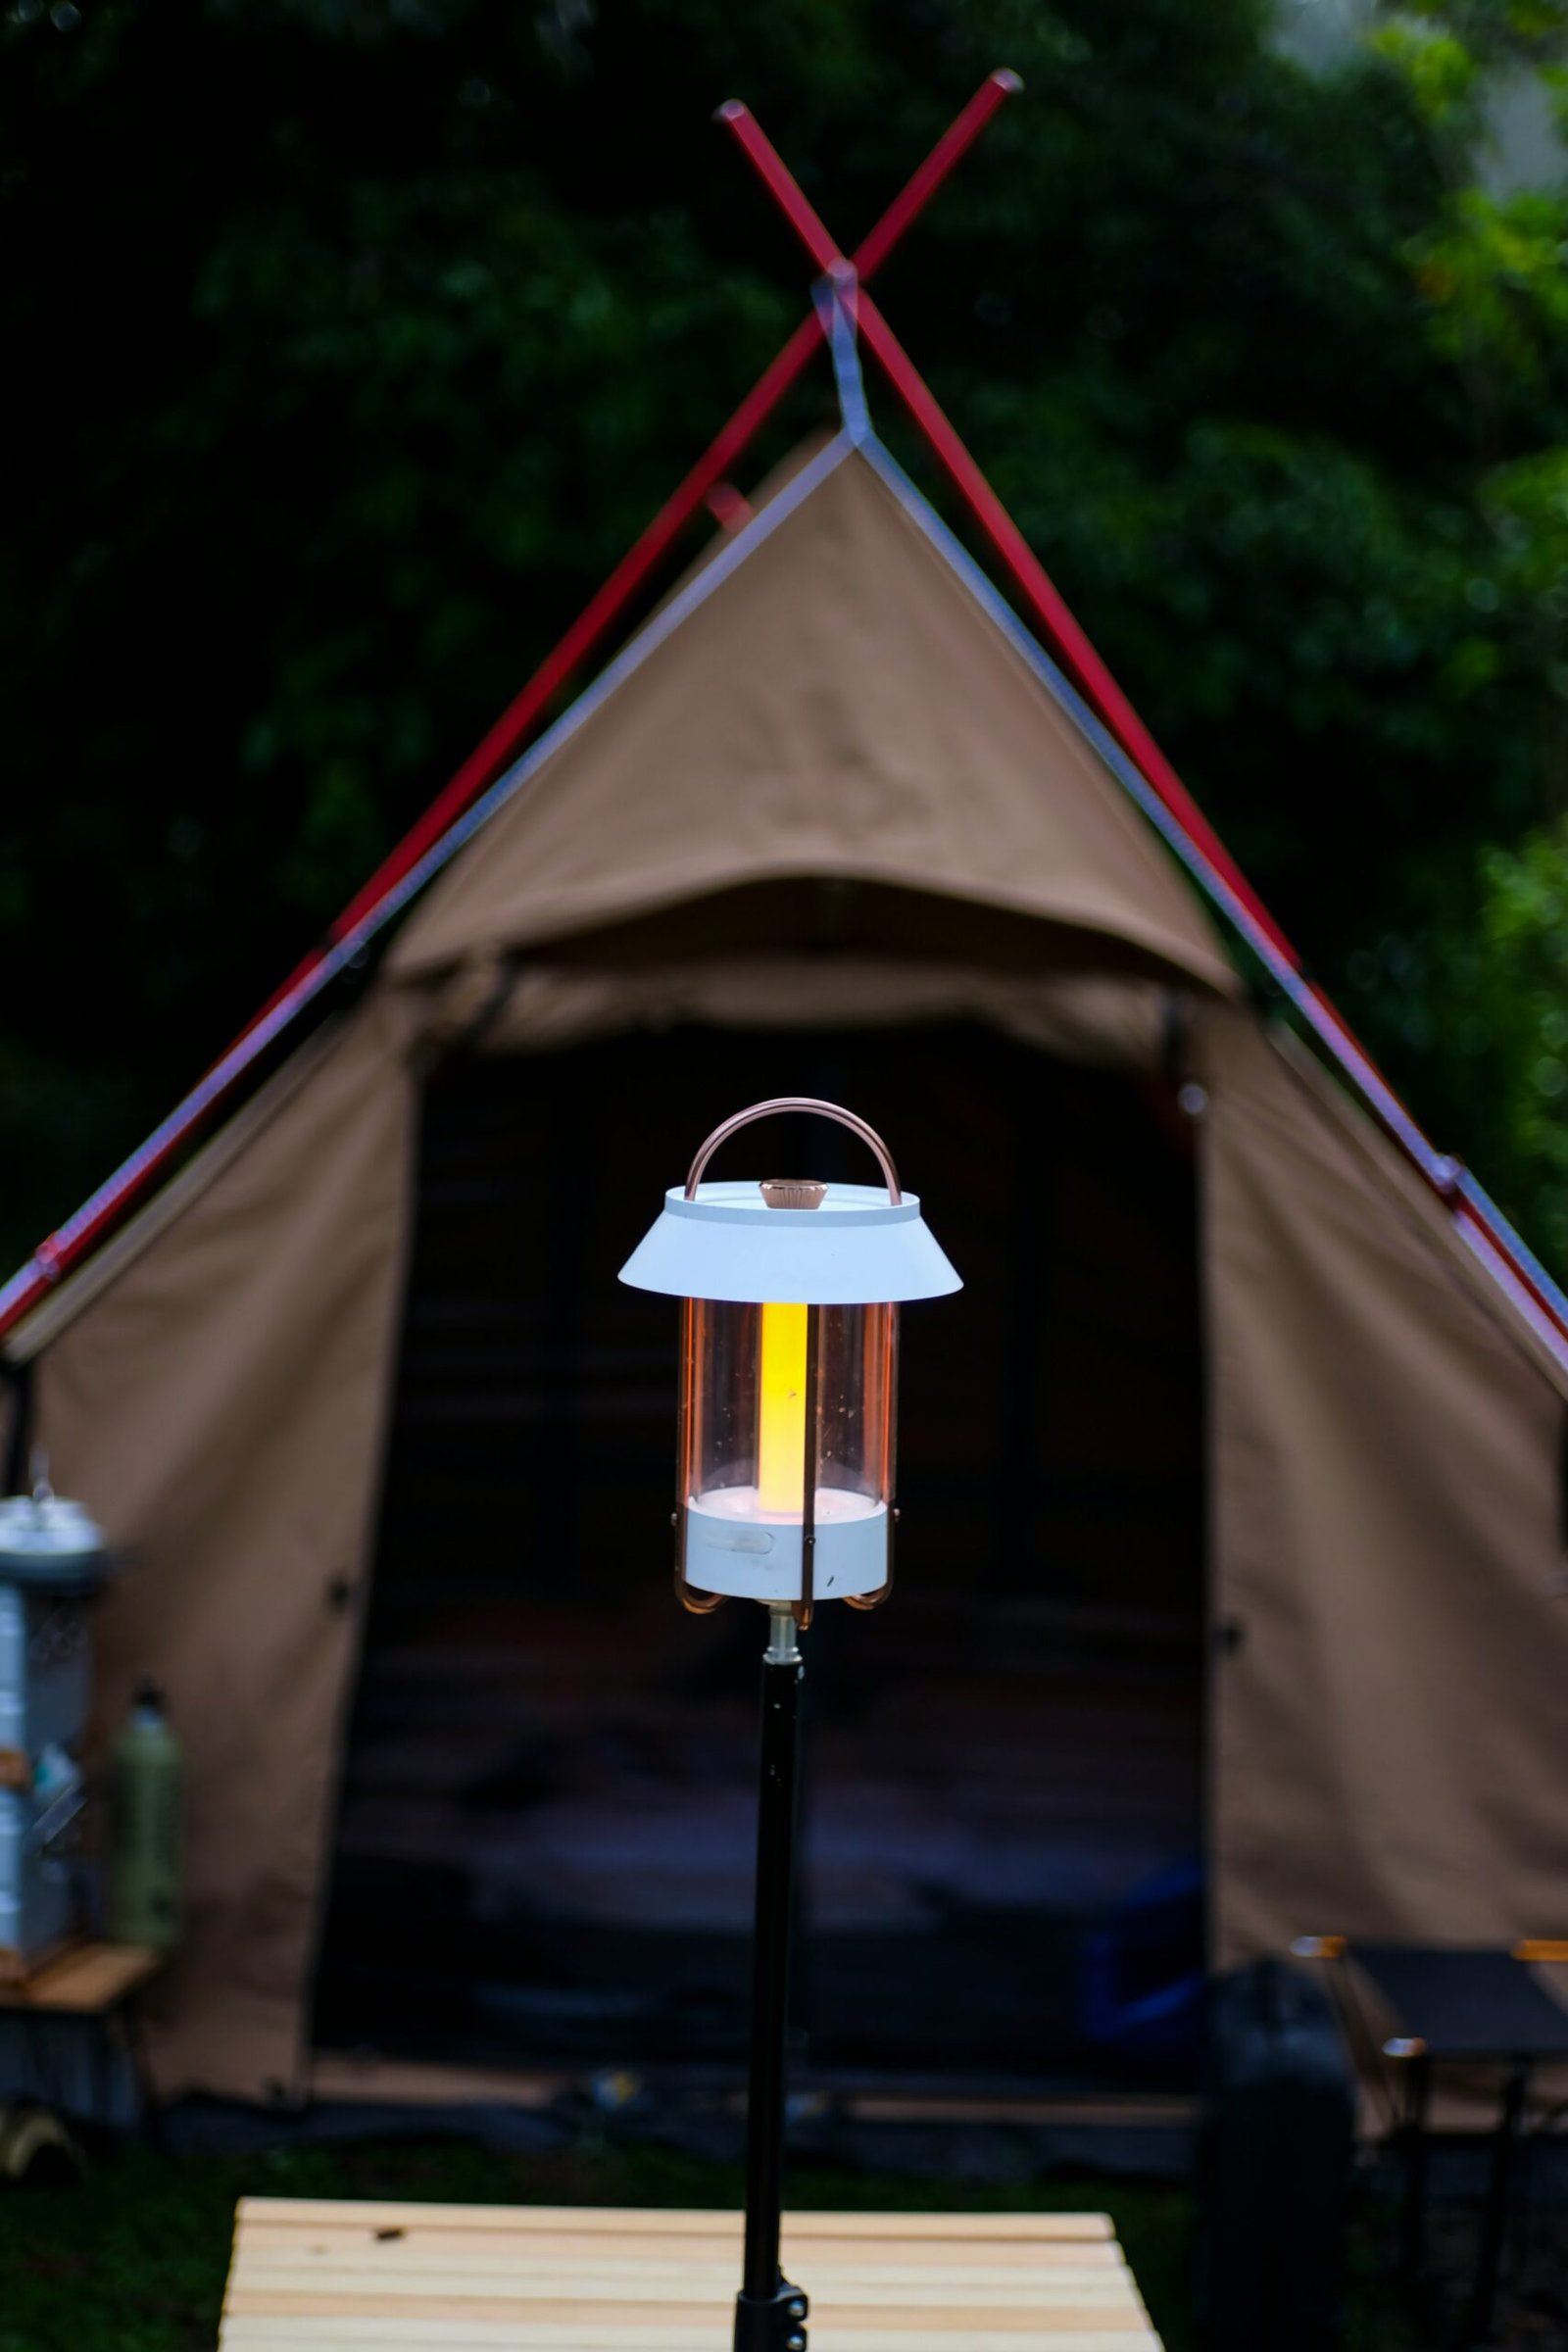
28, 1000, 416, 2098
5, 1019, 351, 1370
388, 443, 1236, 995
1200, 1005, 1568, 1963
9, 419, 1568, 2104
432, 956, 1181, 1070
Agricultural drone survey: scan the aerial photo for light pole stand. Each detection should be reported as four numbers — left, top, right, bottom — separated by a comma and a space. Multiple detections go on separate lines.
734, 1604, 809, 2352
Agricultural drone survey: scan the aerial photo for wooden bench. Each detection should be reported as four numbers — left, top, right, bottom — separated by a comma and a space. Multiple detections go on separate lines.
0, 1940, 161, 2122
0, 1940, 161, 2012
220, 2198, 1163, 2347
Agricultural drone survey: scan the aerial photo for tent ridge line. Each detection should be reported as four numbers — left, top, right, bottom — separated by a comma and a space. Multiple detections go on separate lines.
0, 72, 1020, 1344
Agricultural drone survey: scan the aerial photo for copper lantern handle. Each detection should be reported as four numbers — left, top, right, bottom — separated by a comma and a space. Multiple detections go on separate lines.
684, 1098, 902, 1203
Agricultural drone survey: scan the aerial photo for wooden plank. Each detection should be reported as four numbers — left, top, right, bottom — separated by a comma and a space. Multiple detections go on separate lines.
236, 2200, 1113, 2239
230, 2261, 1129, 2297
228, 2235, 1139, 2284
221, 2200, 1161, 2349
222, 2329, 1158, 2351
226, 2294, 1147, 2331
0, 1939, 160, 2013
0, 1932, 83, 1988
229, 2261, 1127, 2296
222, 2328, 1158, 2351
226, 2269, 1141, 2312
234, 2228, 1126, 2274
226, 2243, 1141, 2295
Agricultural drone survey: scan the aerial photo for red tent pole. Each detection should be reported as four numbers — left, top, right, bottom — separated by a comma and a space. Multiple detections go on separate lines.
0, 73, 1020, 1345
720, 100, 1297, 962
853, 71, 1022, 281
853, 293, 1298, 956
720, 100, 1568, 1349
265, 72, 1023, 968
197, 322, 828, 1072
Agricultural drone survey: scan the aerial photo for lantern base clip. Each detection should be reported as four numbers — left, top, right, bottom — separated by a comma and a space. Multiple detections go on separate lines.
733, 2278, 808, 2352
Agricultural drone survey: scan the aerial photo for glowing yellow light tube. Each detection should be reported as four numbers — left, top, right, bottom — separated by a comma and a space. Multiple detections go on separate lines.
757, 1300, 808, 1514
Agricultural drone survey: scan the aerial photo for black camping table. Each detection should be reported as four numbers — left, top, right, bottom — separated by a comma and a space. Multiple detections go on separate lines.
1347, 1943, 1568, 2347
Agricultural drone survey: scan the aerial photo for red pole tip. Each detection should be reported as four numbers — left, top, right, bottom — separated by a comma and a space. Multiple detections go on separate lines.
713, 99, 750, 123
991, 67, 1024, 93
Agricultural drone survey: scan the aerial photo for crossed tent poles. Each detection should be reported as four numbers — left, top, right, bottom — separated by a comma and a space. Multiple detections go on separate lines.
3, 73, 1565, 1368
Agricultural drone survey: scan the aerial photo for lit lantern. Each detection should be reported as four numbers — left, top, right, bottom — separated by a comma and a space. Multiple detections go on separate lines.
619, 1097, 960, 1622
619, 1098, 960, 2352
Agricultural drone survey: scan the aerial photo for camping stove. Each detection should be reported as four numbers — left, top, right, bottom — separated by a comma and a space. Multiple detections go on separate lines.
0, 1479, 109, 1976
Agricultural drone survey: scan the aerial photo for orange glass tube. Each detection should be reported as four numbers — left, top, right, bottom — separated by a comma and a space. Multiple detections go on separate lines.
757, 1300, 808, 1514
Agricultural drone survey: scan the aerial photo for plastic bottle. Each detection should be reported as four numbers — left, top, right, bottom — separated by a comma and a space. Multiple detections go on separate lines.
107, 1680, 181, 1951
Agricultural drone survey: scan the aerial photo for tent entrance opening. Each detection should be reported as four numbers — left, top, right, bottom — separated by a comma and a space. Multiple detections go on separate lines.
315, 1019, 1205, 2090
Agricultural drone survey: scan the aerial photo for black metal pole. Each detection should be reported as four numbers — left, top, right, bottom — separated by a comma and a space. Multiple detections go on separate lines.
733, 1604, 809, 2352
1466, 2059, 1528, 2349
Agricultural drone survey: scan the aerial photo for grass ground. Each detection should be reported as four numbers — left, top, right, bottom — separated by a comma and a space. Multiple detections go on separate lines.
0, 2129, 1422, 2352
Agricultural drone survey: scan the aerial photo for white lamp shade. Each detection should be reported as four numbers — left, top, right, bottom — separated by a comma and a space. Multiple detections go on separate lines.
618, 1181, 961, 1306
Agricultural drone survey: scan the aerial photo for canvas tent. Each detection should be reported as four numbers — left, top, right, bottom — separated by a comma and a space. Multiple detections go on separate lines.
6, 421, 1568, 2106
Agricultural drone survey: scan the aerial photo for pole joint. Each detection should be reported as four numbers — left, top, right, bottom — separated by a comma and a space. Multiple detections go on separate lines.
764, 1603, 800, 1663
734, 2279, 808, 2352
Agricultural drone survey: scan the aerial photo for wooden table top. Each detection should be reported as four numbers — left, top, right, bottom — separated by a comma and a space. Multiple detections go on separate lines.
0, 1940, 160, 2013
220, 2197, 1163, 2348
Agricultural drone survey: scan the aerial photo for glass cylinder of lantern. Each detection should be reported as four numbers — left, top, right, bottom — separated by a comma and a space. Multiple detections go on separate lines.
679, 1297, 898, 1607
620, 1101, 959, 1620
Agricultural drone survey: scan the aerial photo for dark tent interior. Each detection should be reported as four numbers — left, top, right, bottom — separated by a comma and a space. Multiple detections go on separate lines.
315, 1019, 1206, 2091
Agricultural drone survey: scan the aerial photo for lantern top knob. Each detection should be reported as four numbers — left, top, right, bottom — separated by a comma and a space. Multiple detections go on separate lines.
760, 1179, 826, 1211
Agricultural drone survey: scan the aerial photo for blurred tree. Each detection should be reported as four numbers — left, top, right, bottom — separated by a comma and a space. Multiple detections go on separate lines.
2, 0, 1567, 1269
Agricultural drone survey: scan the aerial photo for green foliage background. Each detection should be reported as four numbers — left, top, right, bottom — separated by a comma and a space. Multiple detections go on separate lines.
5, 0, 1568, 1270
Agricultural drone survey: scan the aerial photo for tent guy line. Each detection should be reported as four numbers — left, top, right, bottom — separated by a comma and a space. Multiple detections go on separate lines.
3, 72, 1567, 1370
0, 69, 1021, 1345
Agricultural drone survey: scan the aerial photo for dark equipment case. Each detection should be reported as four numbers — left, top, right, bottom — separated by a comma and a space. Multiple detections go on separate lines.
1196, 1957, 1356, 2349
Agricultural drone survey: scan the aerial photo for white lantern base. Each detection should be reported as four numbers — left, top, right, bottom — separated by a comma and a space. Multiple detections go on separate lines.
684, 1486, 889, 1602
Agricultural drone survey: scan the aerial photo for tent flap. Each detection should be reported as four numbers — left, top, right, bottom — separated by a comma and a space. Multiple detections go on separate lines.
1201, 1005, 1568, 1963
33, 998, 416, 2101
433, 956, 1184, 1069
388, 445, 1236, 995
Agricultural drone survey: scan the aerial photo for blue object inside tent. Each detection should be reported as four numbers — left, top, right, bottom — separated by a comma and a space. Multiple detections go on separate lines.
1081, 1855, 1206, 2069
